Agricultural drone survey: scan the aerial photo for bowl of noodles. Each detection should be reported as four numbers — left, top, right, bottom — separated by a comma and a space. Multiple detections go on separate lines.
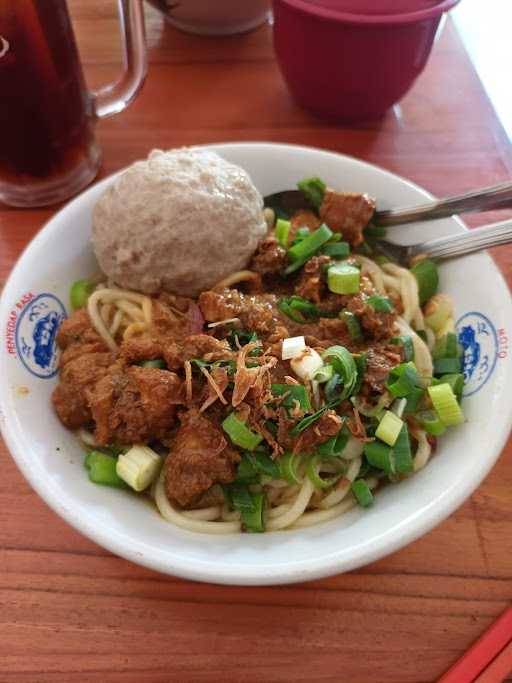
1, 143, 511, 585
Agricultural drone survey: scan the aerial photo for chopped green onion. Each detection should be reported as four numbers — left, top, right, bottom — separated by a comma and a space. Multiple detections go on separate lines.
306, 453, 346, 489
322, 345, 358, 399
317, 430, 349, 458
290, 398, 341, 435
410, 258, 439, 305
416, 409, 446, 436
364, 441, 394, 475
351, 479, 374, 507
279, 451, 303, 484
291, 227, 311, 246
438, 373, 464, 402
375, 410, 404, 446
340, 310, 363, 342
271, 383, 311, 411
84, 451, 128, 489
297, 176, 326, 210
390, 336, 415, 362
327, 263, 360, 295
392, 424, 413, 473
284, 223, 333, 275
235, 456, 259, 484
247, 449, 281, 479
70, 279, 95, 310
433, 332, 460, 360
434, 357, 462, 375
136, 359, 166, 369
364, 223, 387, 239
225, 484, 254, 511
278, 295, 336, 323
222, 413, 263, 451
366, 295, 394, 313
226, 329, 258, 349
352, 353, 367, 396
277, 299, 304, 323
403, 386, 424, 414
116, 445, 161, 491
275, 218, 291, 247
241, 491, 265, 532
428, 383, 465, 426
386, 361, 420, 398
314, 364, 334, 383
321, 242, 350, 258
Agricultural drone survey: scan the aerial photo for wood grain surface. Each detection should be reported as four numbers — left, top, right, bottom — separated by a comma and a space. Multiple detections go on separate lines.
1, 4, 511, 682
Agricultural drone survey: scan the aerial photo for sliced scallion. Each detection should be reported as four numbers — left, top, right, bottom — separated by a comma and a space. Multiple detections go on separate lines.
438, 373, 464, 402
390, 335, 415, 362
327, 263, 360, 295
271, 383, 311, 411
340, 310, 363, 342
351, 479, 374, 507
284, 223, 333, 275
366, 295, 394, 313
321, 242, 350, 258
392, 424, 413, 473
222, 413, 262, 451
416, 409, 446, 436
434, 357, 462, 375
364, 441, 394, 475
70, 279, 95, 310
386, 361, 420, 398
314, 364, 334, 383
428, 383, 465, 426
297, 176, 326, 210
279, 451, 303, 484
317, 430, 349, 458
136, 359, 166, 369
275, 218, 291, 247
375, 410, 404, 447
410, 258, 439, 305
84, 451, 128, 489
306, 453, 346, 489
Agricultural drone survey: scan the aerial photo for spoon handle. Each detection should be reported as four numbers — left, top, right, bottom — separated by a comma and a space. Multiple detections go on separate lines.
375, 181, 512, 227
409, 219, 512, 261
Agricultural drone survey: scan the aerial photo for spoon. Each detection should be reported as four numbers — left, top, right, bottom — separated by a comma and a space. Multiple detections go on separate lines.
264, 180, 512, 227
370, 218, 512, 266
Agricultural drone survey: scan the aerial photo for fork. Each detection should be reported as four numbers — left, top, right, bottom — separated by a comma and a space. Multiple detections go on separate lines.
371, 218, 512, 266
264, 180, 512, 227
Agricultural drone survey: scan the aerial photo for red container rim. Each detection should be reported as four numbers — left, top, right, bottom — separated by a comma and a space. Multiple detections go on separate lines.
278, 0, 461, 25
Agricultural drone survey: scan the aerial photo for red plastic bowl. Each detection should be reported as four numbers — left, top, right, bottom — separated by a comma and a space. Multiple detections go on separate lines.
272, 0, 461, 120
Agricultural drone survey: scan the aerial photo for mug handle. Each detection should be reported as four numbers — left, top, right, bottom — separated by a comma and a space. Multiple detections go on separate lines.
92, 0, 147, 118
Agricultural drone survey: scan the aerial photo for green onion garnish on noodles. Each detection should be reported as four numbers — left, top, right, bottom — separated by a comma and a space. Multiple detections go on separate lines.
403, 386, 424, 414
271, 383, 311, 411
321, 242, 351, 258
136, 359, 166, 369
322, 345, 358, 399
390, 335, 415, 362
433, 332, 460, 359
436, 373, 464, 402
386, 361, 420, 398
290, 397, 341, 435
284, 223, 333, 275
275, 218, 291, 247
327, 263, 360, 294
317, 430, 349, 458
292, 227, 311, 245
279, 451, 303, 484
234, 456, 260, 484
84, 451, 128, 488
433, 357, 462, 375
297, 176, 326, 210
222, 413, 263, 451
70, 279, 95, 310
340, 310, 363, 342
392, 424, 413, 473
363, 441, 394, 475
375, 410, 404, 447
416, 409, 447, 436
277, 295, 337, 323
351, 479, 374, 507
241, 492, 265, 533
366, 295, 394, 313
246, 449, 281, 480
352, 353, 367, 395
410, 258, 439, 304
314, 364, 334, 383
306, 453, 346, 489
427, 383, 465, 426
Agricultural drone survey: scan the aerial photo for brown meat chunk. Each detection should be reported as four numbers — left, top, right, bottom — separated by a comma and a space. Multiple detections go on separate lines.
199, 288, 278, 335
295, 255, 332, 303
250, 235, 287, 278
89, 363, 182, 445
364, 345, 404, 394
164, 409, 240, 508
52, 351, 113, 429
56, 309, 107, 366
346, 294, 396, 341
289, 210, 321, 242
295, 410, 343, 453
120, 336, 164, 364
163, 334, 232, 370
319, 190, 375, 247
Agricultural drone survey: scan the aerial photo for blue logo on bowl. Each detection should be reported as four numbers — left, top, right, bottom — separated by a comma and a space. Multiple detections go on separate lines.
456, 312, 498, 397
14, 293, 67, 379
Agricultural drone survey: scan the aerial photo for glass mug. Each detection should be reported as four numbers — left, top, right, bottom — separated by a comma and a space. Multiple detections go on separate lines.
0, 1, 146, 208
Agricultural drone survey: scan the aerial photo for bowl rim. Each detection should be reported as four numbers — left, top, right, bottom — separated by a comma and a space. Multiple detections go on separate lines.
277, 0, 461, 25
1, 141, 511, 585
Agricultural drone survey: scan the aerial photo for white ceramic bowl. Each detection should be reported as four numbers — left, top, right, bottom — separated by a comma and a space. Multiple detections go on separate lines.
1, 143, 511, 585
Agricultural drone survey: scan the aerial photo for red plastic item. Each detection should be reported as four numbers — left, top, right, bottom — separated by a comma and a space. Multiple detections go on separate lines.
272, 0, 461, 120
439, 607, 512, 683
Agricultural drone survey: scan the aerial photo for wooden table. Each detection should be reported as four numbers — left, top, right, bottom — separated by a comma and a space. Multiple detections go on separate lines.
1, 4, 511, 682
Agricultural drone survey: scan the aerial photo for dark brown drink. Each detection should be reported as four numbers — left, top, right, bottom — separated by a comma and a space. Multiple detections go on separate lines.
0, 0, 100, 205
